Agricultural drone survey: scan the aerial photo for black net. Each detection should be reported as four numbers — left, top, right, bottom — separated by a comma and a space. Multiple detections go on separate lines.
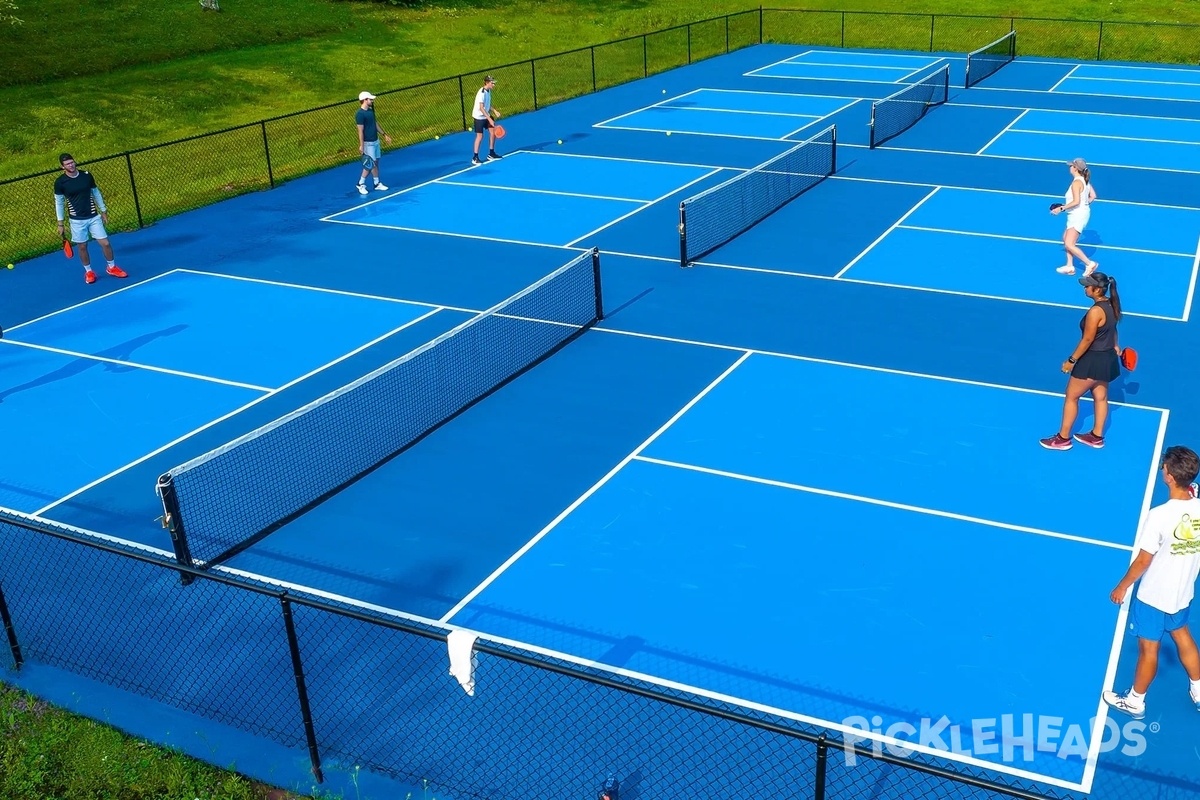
965, 31, 1018, 88
157, 250, 602, 568
679, 125, 837, 266
869, 65, 950, 148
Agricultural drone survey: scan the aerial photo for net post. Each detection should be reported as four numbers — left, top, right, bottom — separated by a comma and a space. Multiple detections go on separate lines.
678, 202, 688, 268
868, 103, 877, 149
941, 63, 949, 103
830, 124, 838, 174
0, 579, 24, 670
156, 473, 195, 586
591, 248, 604, 321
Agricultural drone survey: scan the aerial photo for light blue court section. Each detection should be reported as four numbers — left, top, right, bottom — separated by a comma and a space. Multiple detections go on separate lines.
789, 50, 947, 70
1052, 65, 1200, 103
451, 458, 1130, 786
642, 353, 1161, 546
1012, 108, 1200, 145
663, 88, 860, 117
844, 226, 1195, 319
597, 104, 832, 139
903, 187, 1200, 257
747, 60, 930, 83
325, 180, 645, 246
0, 344, 262, 512
443, 150, 718, 202
981, 129, 1200, 173
9, 271, 436, 389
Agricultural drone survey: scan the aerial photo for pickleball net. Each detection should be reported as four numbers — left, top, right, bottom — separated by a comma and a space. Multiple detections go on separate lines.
868, 65, 949, 149
678, 124, 837, 267
157, 249, 605, 572
965, 31, 1017, 88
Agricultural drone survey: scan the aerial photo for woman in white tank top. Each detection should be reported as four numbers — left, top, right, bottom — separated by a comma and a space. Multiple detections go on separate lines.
1053, 157, 1099, 276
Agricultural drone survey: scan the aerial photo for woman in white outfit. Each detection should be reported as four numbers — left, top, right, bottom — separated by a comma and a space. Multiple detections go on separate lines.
1054, 158, 1099, 276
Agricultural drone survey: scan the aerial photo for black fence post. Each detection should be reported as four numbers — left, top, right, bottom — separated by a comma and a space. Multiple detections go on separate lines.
1097, 21, 1104, 60
814, 733, 828, 800
531, 59, 539, 110
0, 579, 23, 670
591, 46, 597, 91
928, 15, 935, 51
458, 75, 468, 131
687, 24, 693, 63
725, 13, 730, 51
124, 152, 144, 229
260, 121, 275, 189
280, 595, 323, 784
759, 5, 763, 43
643, 34, 649, 76
840, 12, 846, 47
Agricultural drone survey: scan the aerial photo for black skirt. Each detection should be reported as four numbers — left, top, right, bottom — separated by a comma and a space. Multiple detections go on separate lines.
1071, 349, 1120, 382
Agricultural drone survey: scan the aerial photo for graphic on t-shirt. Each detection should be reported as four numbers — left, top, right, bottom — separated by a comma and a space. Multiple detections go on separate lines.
1171, 513, 1200, 554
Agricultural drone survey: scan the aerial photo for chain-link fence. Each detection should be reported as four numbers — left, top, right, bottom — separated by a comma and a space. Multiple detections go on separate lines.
5, 9, 1197, 268
0, 508, 1084, 800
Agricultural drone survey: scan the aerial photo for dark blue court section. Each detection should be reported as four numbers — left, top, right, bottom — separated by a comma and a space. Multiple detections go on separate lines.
6, 37, 1200, 800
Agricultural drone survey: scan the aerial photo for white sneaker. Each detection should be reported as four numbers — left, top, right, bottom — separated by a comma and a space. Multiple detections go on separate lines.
1083, 261, 1098, 276
1056, 265, 1075, 275
1102, 690, 1145, 719
1190, 684, 1200, 711
374, 182, 388, 191
356, 183, 368, 195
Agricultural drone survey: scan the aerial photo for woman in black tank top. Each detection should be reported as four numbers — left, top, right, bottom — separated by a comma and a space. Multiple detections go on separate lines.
1040, 271, 1123, 451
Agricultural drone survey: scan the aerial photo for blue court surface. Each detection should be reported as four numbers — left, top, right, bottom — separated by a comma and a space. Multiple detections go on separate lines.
3, 29, 1200, 800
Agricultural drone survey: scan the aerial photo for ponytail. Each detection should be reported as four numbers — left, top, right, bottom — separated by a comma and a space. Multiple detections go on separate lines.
1107, 277, 1121, 321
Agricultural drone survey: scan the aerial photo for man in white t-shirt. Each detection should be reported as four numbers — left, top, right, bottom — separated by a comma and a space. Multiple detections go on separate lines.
1103, 445, 1200, 719
471, 75, 502, 165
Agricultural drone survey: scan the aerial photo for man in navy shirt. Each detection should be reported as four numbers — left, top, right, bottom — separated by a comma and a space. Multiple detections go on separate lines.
355, 91, 393, 195
53, 153, 127, 284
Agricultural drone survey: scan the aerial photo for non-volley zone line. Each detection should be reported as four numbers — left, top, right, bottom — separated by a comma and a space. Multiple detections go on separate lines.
593, 87, 862, 141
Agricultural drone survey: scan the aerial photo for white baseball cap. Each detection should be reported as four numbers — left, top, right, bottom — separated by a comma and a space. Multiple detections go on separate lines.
359, 91, 376, 101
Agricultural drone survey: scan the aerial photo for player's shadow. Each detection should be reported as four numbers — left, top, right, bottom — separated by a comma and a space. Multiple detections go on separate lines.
0, 325, 188, 404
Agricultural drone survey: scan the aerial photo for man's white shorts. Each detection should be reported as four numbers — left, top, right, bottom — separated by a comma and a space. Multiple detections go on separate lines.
69, 216, 108, 243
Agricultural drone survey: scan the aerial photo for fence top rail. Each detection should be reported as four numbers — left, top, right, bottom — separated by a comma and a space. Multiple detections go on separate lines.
760, 6, 1200, 28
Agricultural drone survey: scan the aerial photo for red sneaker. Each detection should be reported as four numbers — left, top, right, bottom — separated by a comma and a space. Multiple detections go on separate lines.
1073, 432, 1105, 448
84, 269, 97, 284
106, 264, 127, 278
1039, 434, 1072, 451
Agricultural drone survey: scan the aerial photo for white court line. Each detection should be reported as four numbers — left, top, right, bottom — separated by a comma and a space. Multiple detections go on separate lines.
594, 123, 789, 143
321, 217, 586, 251
1069, 62, 1200, 78
31, 307, 447, 517
837, 140, 1200, 176
1081, 409, 1169, 794
436, 179, 651, 204
0, 339, 272, 392
1047, 64, 1081, 93
975, 108, 1028, 155
746, 73, 941, 88
1011, 127, 1200, 148
698, 86, 865, 100
897, 225, 1197, 259
1186, 234, 1200, 323
834, 187, 940, 278
895, 58, 950, 84
321, 154, 515, 220
666, 104, 826, 120
951, 102, 1200, 125
562, 169, 721, 248
3, 269, 182, 334
439, 351, 754, 623
176, 268, 443, 309
780, 98, 862, 138
767, 61, 920, 73
977, 83, 1200, 105
1066, 74, 1200, 89
604, 248, 1186, 323
635, 455, 1132, 552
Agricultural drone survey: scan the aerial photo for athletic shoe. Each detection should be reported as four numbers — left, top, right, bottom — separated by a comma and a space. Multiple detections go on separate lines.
374, 182, 388, 191
471, 156, 482, 165
1039, 434, 1072, 450
1073, 432, 1104, 448
1056, 265, 1076, 275
356, 183, 368, 195
84, 269, 97, 284
487, 151, 503, 161
1190, 684, 1200, 711
1084, 261, 1099, 277
106, 265, 127, 278
1102, 690, 1145, 720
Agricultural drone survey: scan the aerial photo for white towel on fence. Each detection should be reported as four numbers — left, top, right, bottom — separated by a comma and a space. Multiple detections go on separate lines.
447, 629, 479, 696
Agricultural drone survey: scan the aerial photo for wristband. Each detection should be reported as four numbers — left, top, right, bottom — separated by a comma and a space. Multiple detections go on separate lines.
1068, 357, 1077, 364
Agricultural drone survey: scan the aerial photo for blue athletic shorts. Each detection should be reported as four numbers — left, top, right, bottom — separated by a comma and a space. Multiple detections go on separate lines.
1129, 596, 1190, 640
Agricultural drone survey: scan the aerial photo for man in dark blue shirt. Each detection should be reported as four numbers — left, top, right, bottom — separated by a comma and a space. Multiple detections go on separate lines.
53, 153, 127, 284
355, 91, 393, 195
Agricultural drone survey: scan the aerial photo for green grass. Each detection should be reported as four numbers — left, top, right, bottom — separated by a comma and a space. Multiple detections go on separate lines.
0, 682, 328, 800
